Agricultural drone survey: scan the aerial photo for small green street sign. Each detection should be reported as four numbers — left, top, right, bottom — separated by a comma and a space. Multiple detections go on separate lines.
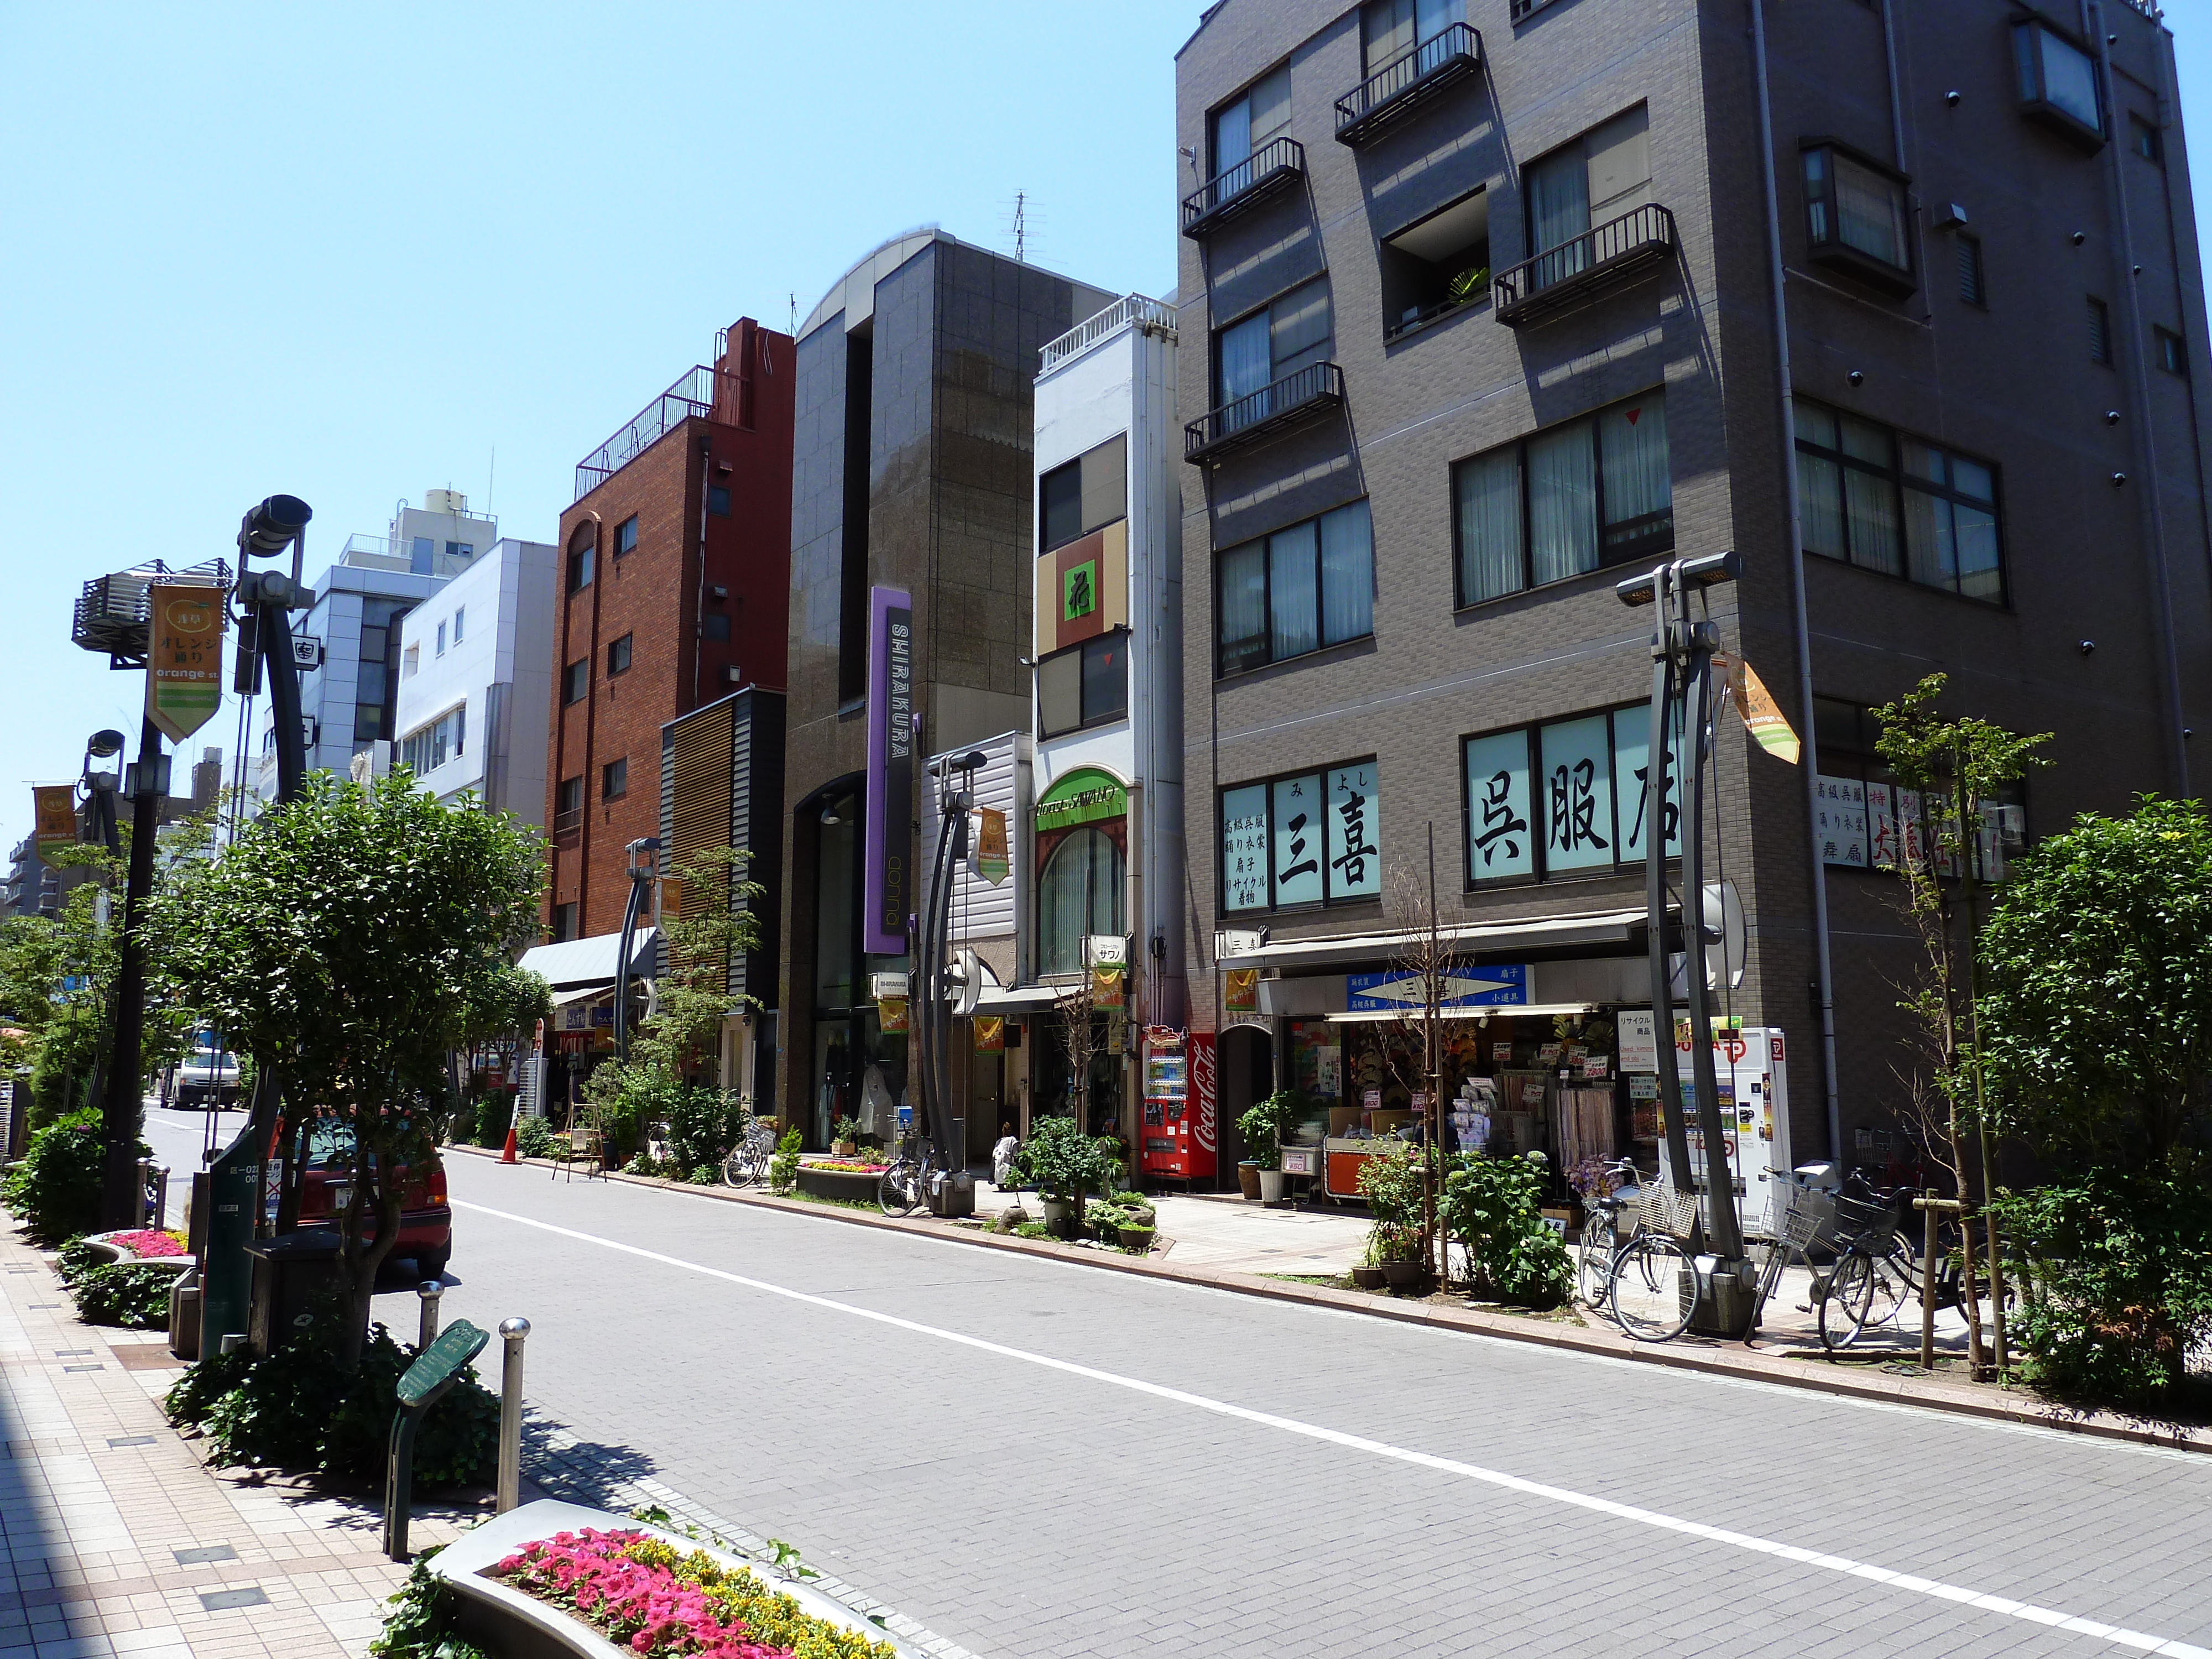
398, 1319, 488, 1407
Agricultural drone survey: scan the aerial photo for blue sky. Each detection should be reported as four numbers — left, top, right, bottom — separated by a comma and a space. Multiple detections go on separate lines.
0, 3, 2206, 863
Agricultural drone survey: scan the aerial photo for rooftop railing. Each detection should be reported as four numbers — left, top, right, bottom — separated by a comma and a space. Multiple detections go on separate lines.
1040, 294, 1179, 373
573, 365, 732, 502
1334, 23, 1483, 147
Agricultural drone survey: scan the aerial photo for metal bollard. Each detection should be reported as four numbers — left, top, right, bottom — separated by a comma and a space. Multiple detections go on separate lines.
497, 1317, 530, 1514
416, 1282, 444, 1352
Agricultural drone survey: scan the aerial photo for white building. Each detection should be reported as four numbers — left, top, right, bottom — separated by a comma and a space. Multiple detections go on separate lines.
393, 537, 557, 823
255, 490, 502, 798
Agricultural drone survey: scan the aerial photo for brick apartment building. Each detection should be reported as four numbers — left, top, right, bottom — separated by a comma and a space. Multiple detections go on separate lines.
1175, 0, 2212, 1183
547, 318, 796, 941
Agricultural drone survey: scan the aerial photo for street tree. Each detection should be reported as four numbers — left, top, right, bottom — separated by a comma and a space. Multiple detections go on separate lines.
148, 770, 544, 1364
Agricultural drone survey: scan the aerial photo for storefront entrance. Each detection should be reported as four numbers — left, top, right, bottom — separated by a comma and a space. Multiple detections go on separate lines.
1214, 1024, 1274, 1189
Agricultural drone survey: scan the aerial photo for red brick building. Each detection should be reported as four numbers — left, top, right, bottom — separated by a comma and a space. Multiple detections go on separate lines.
547, 318, 795, 940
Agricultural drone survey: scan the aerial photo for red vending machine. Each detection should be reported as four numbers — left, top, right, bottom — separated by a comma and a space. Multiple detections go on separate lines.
1141, 1028, 1215, 1183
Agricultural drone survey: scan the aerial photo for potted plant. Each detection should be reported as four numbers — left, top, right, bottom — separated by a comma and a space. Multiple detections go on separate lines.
1237, 1091, 1303, 1204
831, 1115, 860, 1157
1014, 1115, 1109, 1239
1235, 1159, 1262, 1201
1350, 1237, 1387, 1291
1358, 1142, 1433, 1292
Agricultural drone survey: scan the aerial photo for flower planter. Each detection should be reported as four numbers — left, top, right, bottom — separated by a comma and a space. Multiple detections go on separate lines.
1119, 1224, 1156, 1253
1379, 1260, 1433, 1293
1349, 1265, 1387, 1290
1039, 1195, 1079, 1239
429, 1499, 924, 1659
796, 1166, 879, 1204
79, 1229, 191, 1268
1256, 1167, 1286, 1203
1237, 1161, 1262, 1201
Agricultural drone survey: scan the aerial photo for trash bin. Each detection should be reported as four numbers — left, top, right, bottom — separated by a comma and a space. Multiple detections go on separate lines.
243, 1228, 347, 1355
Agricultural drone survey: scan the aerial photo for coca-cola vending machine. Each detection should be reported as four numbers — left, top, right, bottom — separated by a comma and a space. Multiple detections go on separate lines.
1141, 1028, 1217, 1183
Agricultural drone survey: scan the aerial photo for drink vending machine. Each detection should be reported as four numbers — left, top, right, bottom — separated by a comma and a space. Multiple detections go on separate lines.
1654, 1025, 1792, 1239
1141, 1027, 1215, 1182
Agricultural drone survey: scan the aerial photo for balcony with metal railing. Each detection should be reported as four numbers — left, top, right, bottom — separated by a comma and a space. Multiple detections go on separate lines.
1185, 361, 1345, 463
1182, 135, 1306, 239
1039, 294, 1179, 374
1492, 204, 1677, 328
573, 365, 733, 503
1334, 24, 1483, 147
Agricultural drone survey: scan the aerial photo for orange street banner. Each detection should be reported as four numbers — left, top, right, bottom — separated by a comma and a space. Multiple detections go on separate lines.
878, 995, 909, 1034
1223, 967, 1258, 1013
146, 584, 227, 744
971, 806, 1009, 886
1091, 964, 1124, 1009
973, 1015, 1005, 1053
33, 786, 76, 866
1720, 654, 1801, 765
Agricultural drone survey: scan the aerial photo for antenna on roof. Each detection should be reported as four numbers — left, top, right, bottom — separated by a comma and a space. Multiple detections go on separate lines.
1005, 192, 1036, 263
789, 291, 797, 335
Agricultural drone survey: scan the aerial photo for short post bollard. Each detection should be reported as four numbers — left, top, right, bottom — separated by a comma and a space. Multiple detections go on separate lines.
384, 1319, 488, 1562
497, 1317, 530, 1514
416, 1281, 444, 1351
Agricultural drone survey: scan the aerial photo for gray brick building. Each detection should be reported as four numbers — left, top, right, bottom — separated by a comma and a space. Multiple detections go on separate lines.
1175, 0, 2212, 1186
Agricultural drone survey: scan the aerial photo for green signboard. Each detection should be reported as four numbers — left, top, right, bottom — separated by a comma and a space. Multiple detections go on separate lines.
1034, 766, 1128, 834
398, 1319, 489, 1407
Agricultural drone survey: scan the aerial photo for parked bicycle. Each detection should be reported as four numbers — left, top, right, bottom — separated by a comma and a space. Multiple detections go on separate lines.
1573, 1158, 1648, 1313
720, 1115, 776, 1188
877, 1131, 950, 1218
1817, 1172, 2007, 1353
1606, 1179, 1703, 1342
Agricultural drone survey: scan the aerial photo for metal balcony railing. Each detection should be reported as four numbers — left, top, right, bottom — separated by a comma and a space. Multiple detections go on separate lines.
573, 366, 734, 502
1040, 293, 1180, 373
1493, 204, 1677, 328
1182, 135, 1305, 238
1185, 361, 1345, 462
1334, 24, 1483, 147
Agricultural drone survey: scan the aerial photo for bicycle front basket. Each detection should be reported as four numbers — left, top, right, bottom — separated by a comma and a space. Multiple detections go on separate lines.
1641, 1181, 1701, 1242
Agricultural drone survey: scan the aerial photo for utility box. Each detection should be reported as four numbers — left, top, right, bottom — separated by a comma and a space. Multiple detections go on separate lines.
243, 1228, 347, 1355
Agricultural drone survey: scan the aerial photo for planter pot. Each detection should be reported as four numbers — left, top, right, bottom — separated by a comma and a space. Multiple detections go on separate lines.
1256, 1168, 1286, 1203
1350, 1265, 1386, 1290
833, 1140, 858, 1156
1039, 1196, 1079, 1238
1119, 1224, 1157, 1253
1380, 1260, 1433, 1293
796, 1166, 879, 1204
1237, 1161, 1262, 1201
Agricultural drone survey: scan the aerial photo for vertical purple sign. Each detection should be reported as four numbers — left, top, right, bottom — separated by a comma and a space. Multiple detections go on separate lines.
864, 585, 915, 954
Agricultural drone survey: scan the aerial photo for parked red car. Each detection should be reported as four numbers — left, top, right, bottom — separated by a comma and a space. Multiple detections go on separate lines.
294, 1118, 453, 1279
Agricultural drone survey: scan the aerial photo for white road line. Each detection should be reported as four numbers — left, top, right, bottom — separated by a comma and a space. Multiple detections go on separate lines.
453, 1197, 2209, 1659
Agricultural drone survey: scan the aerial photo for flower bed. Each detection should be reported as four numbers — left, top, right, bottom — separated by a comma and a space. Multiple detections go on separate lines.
804, 1160, 887, 1175
493, 1527, 897, 1658
105, 1228, 188, 1259
796, 1167, 880, 1204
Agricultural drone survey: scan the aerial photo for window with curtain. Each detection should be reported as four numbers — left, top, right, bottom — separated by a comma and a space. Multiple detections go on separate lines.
1802, 144, 1913, 291
2013, 20, 2104, 143
1524, 106, 1648, 291
1220, 760, 1383, 912
1214, 280, 1333, 426
1217, 499, 1374, 675
1794, 396, 2005, 601
1039, 827, 1125, 974
1452, 390, 1672, 605
1210, 64, 1291, 180
1361, 0, 1458, 76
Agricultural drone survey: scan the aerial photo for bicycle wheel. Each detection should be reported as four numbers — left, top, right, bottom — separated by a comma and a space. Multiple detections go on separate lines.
1819, 1249, 1880, 1350
1577, 1232, 1614, 1313
1609, 1235, 1695, 1342
877, 1159, 921, 1218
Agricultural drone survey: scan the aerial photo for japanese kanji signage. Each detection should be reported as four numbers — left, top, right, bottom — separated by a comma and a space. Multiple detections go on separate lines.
145, 583, 226, 743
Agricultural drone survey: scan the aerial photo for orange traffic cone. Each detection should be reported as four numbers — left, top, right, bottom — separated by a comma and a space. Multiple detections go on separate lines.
501, 1121, 519, 1164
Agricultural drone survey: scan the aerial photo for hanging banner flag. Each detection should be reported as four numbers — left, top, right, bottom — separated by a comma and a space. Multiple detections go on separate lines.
973, 1015, 1004, 1053
1223, 967, 1258, 1014
145, 583, 228, 744
33, 786, 77, 866
1091, 964, 1124, 1009
971, 806, 1009, 886
1718, 654, 1801, 764
877, 995, 909, 1034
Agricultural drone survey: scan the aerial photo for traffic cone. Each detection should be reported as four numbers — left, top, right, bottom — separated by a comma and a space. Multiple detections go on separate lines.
501, 1121, 518, 1164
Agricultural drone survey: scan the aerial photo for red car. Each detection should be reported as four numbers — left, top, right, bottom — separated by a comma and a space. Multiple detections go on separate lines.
294, 1119, 453, 1280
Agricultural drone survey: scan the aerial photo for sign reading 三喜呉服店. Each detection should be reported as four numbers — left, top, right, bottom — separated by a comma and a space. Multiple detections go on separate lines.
863, 587, 914, 954
145, 584, 227, 744
1347, 964, 1529, 1013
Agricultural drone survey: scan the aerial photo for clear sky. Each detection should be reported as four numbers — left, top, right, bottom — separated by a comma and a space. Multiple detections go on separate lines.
1, 3, 2207, 864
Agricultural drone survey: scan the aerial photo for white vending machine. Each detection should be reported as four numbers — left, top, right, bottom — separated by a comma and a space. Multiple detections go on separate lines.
1655, 1025, 1792, 1239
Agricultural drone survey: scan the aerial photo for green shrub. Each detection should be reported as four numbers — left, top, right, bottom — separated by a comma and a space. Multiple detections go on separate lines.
1441, 1151, 1572, 1309
769, 1127, 802, 1193
67, 1262, 179, 1329
513, 1114, 557, 1160
665, 1082, 747, 1175
368, 1553, 490, 1659
1013, 1114, 1113, 1202
168, 1319, 497, 1486
1, 1108, 143, 1246
446, 1095, 477, 1147
1235, 1091, 1302, 1171
1357, 1142, 1430, 1265
473, 1091, 515, 1149
1990, 1170, 2212, 1409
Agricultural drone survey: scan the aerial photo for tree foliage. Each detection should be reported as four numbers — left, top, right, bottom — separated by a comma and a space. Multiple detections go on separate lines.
633, 847, 762, 1082
147, 771, 544, 1363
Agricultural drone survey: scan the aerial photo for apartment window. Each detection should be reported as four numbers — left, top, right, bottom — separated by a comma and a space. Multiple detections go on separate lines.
2014, 19, 2105, 149
452, 606, 464, 644
607, 633, 633, 676
1214, 280, 1332, 413
1462, 704, 1682, 888
551, 902, 577, 943
1454, 389, 1672, 606
1794, 397, 2004, 601
562, 658, 588, 705
435, 621, 446, 657
1361, 0, 1457, 76
702, 613, 731, 642
707, 486, 731, 517
445, 541, 473, 564
555, 776, 582, 816
402, 644, 419, 679
1812, 697, 2024, 875
1524, 106, 1650, 273
1955, 234, 1985, 307
2088, 297, 2113, 364
2157, 327, 2188, 376
1210, 63, 1291, 179
1040, 435, 1128, 552
567, 527, 594, 593
1802, 142, 1913, 291
614, 515, 639, 556
1039, 828, 1125, 977
399, 705, 466, 775
1217, 499, 1375, 675
1381, 187, 1490, 337
1220, 760, 1381, 913
2130, 115, 2163, 163
602, 758, 628, 801
1038, 631, 1129, 738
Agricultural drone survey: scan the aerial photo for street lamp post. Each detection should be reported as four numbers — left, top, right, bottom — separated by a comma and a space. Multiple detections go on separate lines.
614, 837, 662, 1067
95, 713, 172, 1229
916, 751, 984, 1184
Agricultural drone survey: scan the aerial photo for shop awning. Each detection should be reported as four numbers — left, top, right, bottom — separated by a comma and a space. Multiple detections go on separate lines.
972, 965, 1067, 1015
517, 928, 660, 992
1323, 1001, 1598, 1024
1214, 906, 1652, 972
548, 985, 612, 1009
